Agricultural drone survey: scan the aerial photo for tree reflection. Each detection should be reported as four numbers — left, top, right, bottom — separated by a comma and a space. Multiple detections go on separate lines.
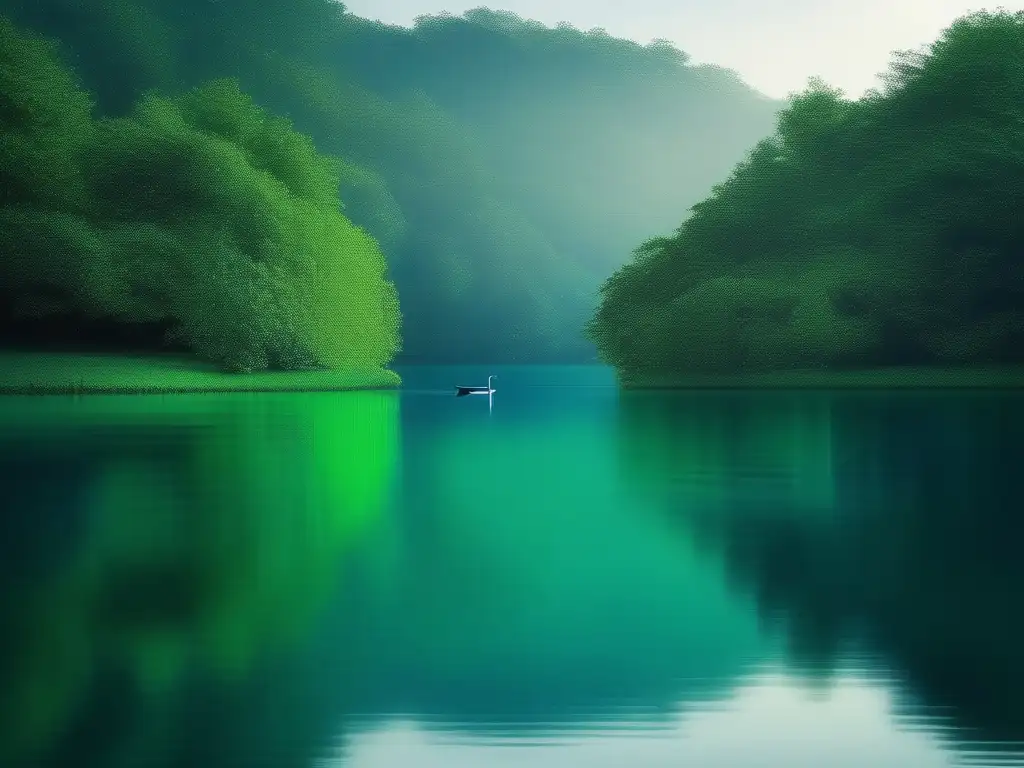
616, 389, 1024, 753
0, 391, 399, 767
325, 405, 773, 737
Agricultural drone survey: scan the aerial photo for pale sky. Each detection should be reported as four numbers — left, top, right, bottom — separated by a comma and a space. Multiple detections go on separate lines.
341, 0, 1014, 98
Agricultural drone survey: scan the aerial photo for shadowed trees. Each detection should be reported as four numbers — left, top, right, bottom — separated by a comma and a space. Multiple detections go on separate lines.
587, 11, 1024, 377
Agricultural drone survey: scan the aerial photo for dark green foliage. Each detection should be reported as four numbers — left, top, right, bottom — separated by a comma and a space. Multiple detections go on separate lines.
0, 16, 400, 372
587, 11, 1024, 375
0, 16, 93, 210
0, 0, 177, 113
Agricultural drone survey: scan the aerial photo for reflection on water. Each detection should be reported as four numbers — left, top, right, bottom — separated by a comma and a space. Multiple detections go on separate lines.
330, 670, 967, 768
1, 369, 1023, 767
616, 388, 1024, 765
0, 391, 399, 768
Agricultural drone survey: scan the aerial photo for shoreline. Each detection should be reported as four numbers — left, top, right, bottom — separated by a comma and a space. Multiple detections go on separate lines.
618, 366, 1024, 390
0, 352, 401, 395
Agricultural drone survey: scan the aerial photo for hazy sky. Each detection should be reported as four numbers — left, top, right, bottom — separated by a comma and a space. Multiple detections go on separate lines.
341, 0, 1015, 99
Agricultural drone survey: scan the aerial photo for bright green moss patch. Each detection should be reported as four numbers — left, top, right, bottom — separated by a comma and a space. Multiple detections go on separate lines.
0, 352, 400, 394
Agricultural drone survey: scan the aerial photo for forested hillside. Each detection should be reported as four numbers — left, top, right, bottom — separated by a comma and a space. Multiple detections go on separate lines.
0, 1, 781, 366
587, 11, 1024, 379
0, 16, 399, 373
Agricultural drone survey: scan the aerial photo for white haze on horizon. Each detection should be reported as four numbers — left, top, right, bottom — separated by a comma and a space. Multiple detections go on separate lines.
341, 0, 1011, 99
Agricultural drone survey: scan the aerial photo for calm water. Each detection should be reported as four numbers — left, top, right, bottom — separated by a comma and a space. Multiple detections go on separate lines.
1, 365, 1023, 768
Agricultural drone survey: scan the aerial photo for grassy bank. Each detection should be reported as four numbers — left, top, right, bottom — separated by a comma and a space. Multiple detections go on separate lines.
619, 366, 1024, 390
0, 352, 401, 394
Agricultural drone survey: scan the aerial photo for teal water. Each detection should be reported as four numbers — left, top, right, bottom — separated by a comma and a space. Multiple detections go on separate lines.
1, 365, 1023, 768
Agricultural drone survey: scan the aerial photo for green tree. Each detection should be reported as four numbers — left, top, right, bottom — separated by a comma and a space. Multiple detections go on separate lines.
0, 16, 93, 209
85, 79, 402, 371
588, 10, 1024, 378
1, 15, 401, 373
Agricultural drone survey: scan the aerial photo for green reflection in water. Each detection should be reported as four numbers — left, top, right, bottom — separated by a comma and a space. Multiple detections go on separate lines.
335, 411, 775, 730
0, 391, 399, 766
616, 391, 836, 517
614, 390, 846, 682
615, 389, 1024, 758
16, 379, 1024, 767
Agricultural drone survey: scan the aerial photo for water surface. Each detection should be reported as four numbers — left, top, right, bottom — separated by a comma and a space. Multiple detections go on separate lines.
1, 365, 1022, 767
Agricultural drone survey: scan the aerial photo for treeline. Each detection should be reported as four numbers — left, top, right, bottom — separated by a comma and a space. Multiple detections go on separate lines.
0, 16, 399, 372
0, 0, 780, 365
587, 10, 1024, 375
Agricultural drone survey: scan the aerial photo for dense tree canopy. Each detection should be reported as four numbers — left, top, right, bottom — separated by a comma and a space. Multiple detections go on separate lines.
0, 16, 400, 371
0, 0, 780, 363
587, 10, 1024, 376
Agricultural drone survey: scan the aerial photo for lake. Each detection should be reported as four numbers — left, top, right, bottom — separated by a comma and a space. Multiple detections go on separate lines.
1, 364, 1023, 768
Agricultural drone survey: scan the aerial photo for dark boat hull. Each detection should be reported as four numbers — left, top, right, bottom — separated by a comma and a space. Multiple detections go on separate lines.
455, 386, 490, 397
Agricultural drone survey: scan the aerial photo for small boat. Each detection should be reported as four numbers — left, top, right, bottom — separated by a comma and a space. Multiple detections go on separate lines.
455, 375, 497, 397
